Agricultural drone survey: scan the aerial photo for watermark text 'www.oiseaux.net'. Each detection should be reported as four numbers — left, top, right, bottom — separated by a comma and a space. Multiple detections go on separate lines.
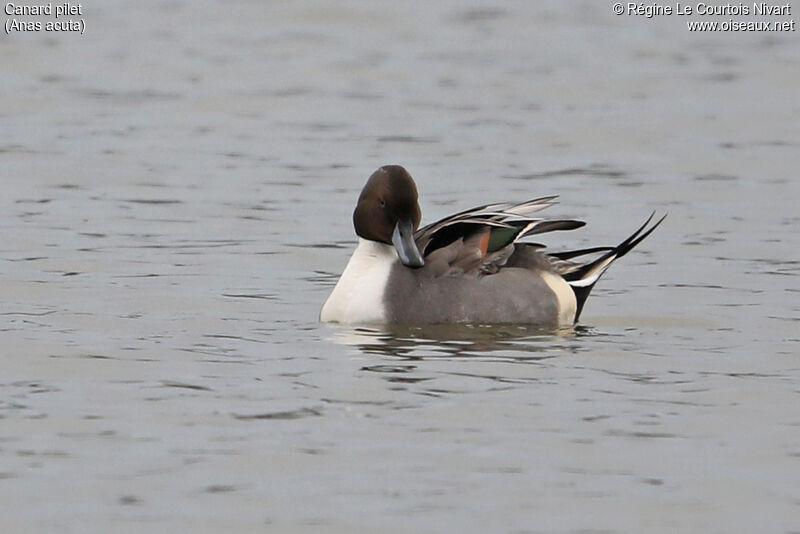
612, 2, 795, 31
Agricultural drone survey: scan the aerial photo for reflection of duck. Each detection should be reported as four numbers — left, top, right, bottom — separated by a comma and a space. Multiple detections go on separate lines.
329, 323, 583, 360
321, 165, 664, 326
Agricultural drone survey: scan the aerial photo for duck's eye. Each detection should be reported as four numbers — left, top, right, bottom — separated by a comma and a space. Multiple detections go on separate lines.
379, 199, 386, 207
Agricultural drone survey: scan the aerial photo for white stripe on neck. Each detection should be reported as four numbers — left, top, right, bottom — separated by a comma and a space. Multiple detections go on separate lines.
320, 238, 396, 324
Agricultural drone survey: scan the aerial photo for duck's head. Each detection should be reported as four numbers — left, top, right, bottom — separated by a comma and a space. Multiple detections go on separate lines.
353, 165, 425, 268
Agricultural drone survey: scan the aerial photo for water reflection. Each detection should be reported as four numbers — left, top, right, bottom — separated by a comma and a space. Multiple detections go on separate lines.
327, 323, 596, 361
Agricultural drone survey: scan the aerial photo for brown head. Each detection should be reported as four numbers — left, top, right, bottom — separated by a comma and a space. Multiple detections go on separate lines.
353, 165, 424, 268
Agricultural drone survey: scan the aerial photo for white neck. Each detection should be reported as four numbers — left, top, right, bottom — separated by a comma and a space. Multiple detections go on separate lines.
320, 239, 397, 324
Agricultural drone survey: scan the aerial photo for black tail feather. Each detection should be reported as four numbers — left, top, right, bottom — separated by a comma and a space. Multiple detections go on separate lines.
610, 212, 667, 262
564, 212, 667, 322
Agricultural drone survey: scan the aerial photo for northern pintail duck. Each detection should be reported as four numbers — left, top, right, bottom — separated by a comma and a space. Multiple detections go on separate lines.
320, 165, 664, 325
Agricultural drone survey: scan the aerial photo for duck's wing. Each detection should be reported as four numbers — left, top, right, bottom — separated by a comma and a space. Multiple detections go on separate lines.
415, 196, 557, 247
415, 196, 585, 277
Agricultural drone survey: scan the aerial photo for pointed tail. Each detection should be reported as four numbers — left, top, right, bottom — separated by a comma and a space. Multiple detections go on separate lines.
552, 212, 667, 322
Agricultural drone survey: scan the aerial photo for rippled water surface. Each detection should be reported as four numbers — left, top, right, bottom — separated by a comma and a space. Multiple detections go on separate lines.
2, 2, 799, 532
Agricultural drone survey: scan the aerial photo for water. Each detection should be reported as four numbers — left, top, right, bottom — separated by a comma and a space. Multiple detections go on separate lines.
2, 1, 799, 532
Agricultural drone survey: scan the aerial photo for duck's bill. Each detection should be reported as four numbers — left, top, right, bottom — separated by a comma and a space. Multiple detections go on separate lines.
392, 219, 424, 268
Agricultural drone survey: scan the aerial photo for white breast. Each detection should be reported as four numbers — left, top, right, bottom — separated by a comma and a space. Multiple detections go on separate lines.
320, 239, 397, 324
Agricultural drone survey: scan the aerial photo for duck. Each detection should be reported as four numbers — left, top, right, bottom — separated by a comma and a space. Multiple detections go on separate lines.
320, 165, 665, 325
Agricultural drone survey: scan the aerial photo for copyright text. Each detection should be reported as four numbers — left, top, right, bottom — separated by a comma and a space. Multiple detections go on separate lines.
612, 2, 795, 30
